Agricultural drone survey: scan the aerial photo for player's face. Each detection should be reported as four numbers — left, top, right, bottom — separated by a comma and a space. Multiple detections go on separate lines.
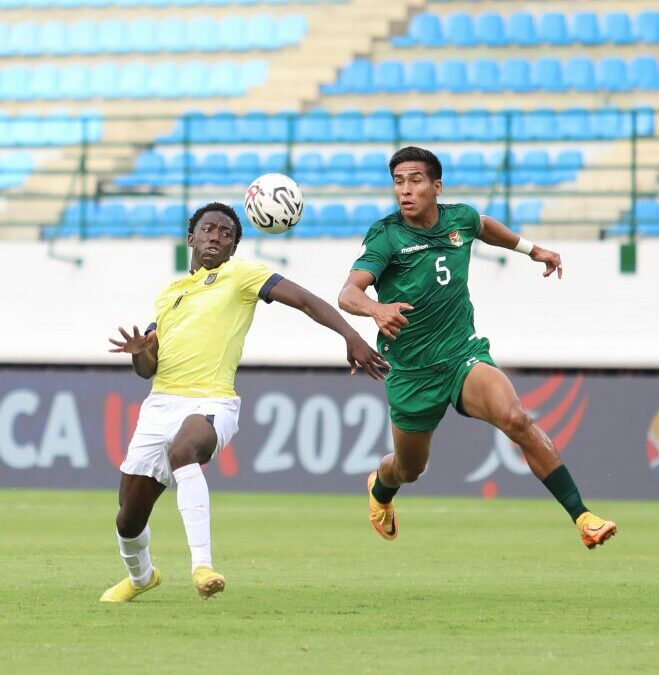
188, 211, 237, 270
392, 161, 442, 220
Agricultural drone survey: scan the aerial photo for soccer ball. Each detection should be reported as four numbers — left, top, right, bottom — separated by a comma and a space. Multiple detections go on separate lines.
244, 173, 304, 235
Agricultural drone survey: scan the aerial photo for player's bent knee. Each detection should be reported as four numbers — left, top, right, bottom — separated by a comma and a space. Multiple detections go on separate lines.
397, 465, 425, 484
116, 510, 147, 539
500, 406, 533, 440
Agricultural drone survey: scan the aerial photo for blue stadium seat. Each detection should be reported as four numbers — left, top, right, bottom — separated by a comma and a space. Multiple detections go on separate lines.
294, 109, 331, 142
428, 110, 459, 140
445, 14, 474, 47
242, 60, 268, 89
262, 152, 288, 174
553, 150, 583, 183
634, 12, 658, 44
156, 18, 187, 52
98, 20, 129, 54
31, 64, 60, 100
160, 204, 187, 236
207, 112, 237, 142
399, 110, 431, 141
0, 23, 9, 57
590, 109, 622, 139
207, 63, 241, 97
630, 56, 658, 89
327, 152, 357, 186
235, 111, 268, 141
373, 61, 406, 93
9, 22, 39, 57
217, 17, 246, 51
178, 62, 209, 98
572, 12, 602, 45
60, 64, 91, 99
128, 205, 158, 235
507, 13, 537, 47
266, 112, 293, 142
319, 204, 348, 236
538, 13, 569, 45
232, 152, 260, 184
200, 153, 230, 185
363, 110, 396, 141
521, 151, 552, 186
350, 203, 381, 234
188, 17, 220, 52
457, 109, 493, 141
294, 152, 324, 186
620, 107, 655, 137
278, 15, 307, 47
70, 20, 98, 54
557, 108, 592, 139
471, 59, 500, 92
597, 58, 631, 91
246, 16, 277, 50
344, 59, 373, 94
522, 109, 556, 140
118, 63, 149, 98
440, 60, 469, 92
330, 110, 363, 142
116, 150, 164, 187
357, 152, 390, 187
408, 60, 437, 92
474, 14, 506, 47
127, 19, 158, 53
501, 60, 533, 92
564, 58, 596, 91
532, 58, 565, 92
454, 152, 487, 187
603, 13, 634, 45
40, 21, 69, 56
513, 201, 542, 226
90, 63, 119, 98
148, 62, 182, 98
409, 13, 444, 47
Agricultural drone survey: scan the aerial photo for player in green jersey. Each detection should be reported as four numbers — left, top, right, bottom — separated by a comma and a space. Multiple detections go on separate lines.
339, 146, 616, 549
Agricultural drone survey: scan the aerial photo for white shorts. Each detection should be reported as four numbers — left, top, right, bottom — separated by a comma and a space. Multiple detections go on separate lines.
120, 392, 240, 487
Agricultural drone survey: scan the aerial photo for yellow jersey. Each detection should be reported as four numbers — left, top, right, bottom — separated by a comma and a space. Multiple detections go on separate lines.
151, 257, 279, 398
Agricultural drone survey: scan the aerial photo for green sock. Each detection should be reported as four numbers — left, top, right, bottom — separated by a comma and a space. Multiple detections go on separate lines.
371, 473, 399, 504
542, 464, 588, 522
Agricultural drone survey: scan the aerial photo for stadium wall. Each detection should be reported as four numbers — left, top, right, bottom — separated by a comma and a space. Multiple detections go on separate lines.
2, 237, 658, 367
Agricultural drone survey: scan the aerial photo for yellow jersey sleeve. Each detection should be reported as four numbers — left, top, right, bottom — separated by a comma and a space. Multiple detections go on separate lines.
236, 259, 282, 304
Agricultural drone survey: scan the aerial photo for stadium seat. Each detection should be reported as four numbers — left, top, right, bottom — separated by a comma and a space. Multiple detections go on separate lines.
474, 14, 506, 47
428, 110, 459, 140
118, 63, 149, 98
445, 14, 474, 47
9, 22, 39, 57
156, 18, 187, 52
521, 151, 552, 186
564, 58, 596, 91
538, 13, 569, 45
148, 62, 182, 98
457, 109, 494, 141
363, 110, 396, 141
513, 200, 542, 226
409, 13, 444, 47
408, 60, 437, 92
471, 60, 500, 92
98, 20, 129, 54
620, 107, 655, 137
319, 204, 348, 236
70, 20, 99, 54
60, 64, 91, 99
603, 13, 634, 45
266, 112, 294, 142
330, 110, 363, 142
572, 12, 602, 45
532, 58, 565, 92
630, 56, 658, 89
232, 152, 260, 184
40, 21, 69, 56
350, 203, 381, 233
357, 152, 390, 187
262, 152, 288, 174
235, 111, 268, 141
116, 150, 164, 187
634, 12, 658, 44
440, 60, 470, 92
127, 19, 158, 53
399, 110, 430, 141
507, 13, 537, 47
207, 112, 237, 142
278, 15, 307, 47
327, 153, 357, 186
501, 60, 533, 92
373, 61, 406, 93
294, 110, 331, 142
522, 109, 556, 140
31, 64, 60, 100
590, 109, 622, 139
557, 108, 592, 139
597, 58, 631, 92
246, 16, 277, 50
294, 152, 324, 186
200, 153, 230, 185
553, 150, 583, 182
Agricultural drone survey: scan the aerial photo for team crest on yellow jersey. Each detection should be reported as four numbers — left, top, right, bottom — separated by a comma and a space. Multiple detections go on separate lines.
449, 230, 464, 247
205, 273, 218, 285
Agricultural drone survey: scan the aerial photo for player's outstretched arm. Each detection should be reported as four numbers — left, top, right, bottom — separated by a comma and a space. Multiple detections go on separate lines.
267, 278, 388, 380
479, 214, 563, 279
338, 270, 414, 340
108, 325, 159, 379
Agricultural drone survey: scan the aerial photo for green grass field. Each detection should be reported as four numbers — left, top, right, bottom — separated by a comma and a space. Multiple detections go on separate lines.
1, 490, 657, 675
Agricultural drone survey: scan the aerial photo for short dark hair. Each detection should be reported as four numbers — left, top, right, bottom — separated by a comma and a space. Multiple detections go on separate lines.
188, 202, 243, 247
389, 146, 442, 181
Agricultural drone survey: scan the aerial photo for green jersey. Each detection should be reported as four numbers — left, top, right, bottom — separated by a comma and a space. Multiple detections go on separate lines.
352, 203, 482, 372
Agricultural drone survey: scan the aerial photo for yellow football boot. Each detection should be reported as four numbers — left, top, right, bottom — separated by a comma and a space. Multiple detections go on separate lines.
100, 567, 161, 602
367, 471, 398, 541
576, 512, 617, 549
192, 566, 225, 600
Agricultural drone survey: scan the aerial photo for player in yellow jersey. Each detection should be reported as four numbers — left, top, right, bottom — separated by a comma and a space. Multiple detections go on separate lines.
100, 202, 387, 603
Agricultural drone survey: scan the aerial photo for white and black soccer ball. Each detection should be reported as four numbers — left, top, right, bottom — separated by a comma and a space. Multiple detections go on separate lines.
244, 173, 304, 235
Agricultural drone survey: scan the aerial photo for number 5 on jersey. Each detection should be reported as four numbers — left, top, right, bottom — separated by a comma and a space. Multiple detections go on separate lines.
435, 256, 451, 286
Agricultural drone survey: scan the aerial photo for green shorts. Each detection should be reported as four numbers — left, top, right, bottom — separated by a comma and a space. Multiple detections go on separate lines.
385, 337, 496, 433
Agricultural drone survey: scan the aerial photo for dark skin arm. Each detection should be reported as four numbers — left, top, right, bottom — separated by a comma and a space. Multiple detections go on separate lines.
108, 325, 159, 379
479, 215, 563, 279
267, 278, 389, 380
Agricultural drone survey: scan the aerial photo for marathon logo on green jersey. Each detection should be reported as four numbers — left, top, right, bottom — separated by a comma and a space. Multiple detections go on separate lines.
400, 244, 429, 254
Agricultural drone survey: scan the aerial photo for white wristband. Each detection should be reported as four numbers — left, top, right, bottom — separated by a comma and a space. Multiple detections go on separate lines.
514, 237, 534, 255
